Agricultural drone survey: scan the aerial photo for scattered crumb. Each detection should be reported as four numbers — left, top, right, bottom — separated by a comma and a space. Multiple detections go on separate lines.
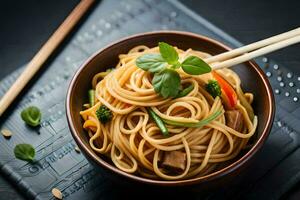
75, 146, 81, 153
83, 103, 90, 109
52, 188, 63, 199
1, 129, 12, 138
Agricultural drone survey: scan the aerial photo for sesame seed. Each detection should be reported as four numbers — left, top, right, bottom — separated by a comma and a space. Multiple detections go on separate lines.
75, 146, 81, 153
277, 121, 282, 127
1, 129, 12, 138
262, 57, 268, 63
285, 92, 290, 97
266, 72, 272, 77
287, 72, 293, 79
52, 188, 63, 200
277, 76, 282, 82
289, 82, 295, 87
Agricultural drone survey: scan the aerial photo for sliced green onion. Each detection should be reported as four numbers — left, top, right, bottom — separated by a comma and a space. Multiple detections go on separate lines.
147, 108, 169, 137
88, 89, 95, 107
163, 110, 222, 128
176, 84, 194, 98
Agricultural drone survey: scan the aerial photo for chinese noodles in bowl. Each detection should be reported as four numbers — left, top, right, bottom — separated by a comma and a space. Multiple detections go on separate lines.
66, 31, 274, 186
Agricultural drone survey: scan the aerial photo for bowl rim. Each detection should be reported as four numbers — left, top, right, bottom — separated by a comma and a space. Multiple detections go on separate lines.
66, 30, 275, 186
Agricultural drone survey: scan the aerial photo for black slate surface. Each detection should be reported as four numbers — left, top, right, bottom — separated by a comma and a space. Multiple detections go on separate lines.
0, 0, 297, 200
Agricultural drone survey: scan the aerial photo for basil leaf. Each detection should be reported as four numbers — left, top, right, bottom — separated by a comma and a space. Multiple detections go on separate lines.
14, 143, 35, 162
159, 42, 179, 65
136, 54, 168, 73
21, 106, 41, 127
182, 56, 211, 75
152, 69, 181, 98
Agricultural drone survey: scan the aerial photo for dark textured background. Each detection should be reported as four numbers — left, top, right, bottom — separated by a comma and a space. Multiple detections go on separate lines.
0, 0, 299, 199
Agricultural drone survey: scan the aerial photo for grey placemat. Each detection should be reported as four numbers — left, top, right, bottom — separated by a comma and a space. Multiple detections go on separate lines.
0, 0, 299, 199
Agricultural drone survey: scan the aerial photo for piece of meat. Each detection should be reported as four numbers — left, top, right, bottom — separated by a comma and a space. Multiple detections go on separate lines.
162, 151, 186, 172
225, 110, 244, 132
157, 151, 164, 164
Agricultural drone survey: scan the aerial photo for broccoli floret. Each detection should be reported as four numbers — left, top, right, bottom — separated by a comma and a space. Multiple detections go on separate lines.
205, 80, 222, 98
96, 105, 113, 124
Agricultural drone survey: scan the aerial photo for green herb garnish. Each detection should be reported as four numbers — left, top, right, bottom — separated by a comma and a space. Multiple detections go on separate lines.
21, 106, 41, 127
162, 110, 222, 128
88, 89, 95, 107
136, 42, 211, 98
147, 108, 169, 136
159, 42, 180, 65
176, 84, 194, 98
96, 105, 113, 124
136, 54, 168, 73
152, 69, 181, 98
181, 56, 211, 75
14, 143, 35, 162
205, 80, 222, 98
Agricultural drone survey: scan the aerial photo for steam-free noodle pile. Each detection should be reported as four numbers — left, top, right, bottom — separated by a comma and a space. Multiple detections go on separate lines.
80, 45, 258, 180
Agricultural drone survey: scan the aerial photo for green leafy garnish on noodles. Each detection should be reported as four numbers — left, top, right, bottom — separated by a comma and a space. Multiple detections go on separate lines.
152, 69, 181, 98
136, 42, 211, 98
159, 42, 180, 65
162, 110, 222, 128
181, 56, 211, 75
136, 54, 168, 73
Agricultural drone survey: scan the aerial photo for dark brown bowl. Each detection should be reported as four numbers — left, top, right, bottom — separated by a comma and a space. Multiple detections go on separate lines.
66, 31, 275, 187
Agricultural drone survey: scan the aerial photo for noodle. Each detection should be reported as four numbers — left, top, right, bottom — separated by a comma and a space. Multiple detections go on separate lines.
80, 45, 258, 180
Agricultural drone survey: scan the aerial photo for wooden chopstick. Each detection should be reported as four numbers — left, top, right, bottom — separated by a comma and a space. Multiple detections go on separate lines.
0, 0, 95, 116
211, 34, 300, 69
204, 28, 300, 70
205, 27, 300, 64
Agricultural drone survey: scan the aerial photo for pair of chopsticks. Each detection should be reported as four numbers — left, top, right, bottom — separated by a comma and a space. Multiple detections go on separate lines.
204, 27, 300, 69
0, 0, 95, 116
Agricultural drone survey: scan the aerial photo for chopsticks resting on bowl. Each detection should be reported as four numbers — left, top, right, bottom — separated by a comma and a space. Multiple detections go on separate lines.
0, 0, 95, 117
204, 27, 300, 69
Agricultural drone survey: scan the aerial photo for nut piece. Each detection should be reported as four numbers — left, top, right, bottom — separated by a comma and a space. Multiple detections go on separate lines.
1, 129, 12, 138
75, 146, 81, 153
52, 188, 63, 199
